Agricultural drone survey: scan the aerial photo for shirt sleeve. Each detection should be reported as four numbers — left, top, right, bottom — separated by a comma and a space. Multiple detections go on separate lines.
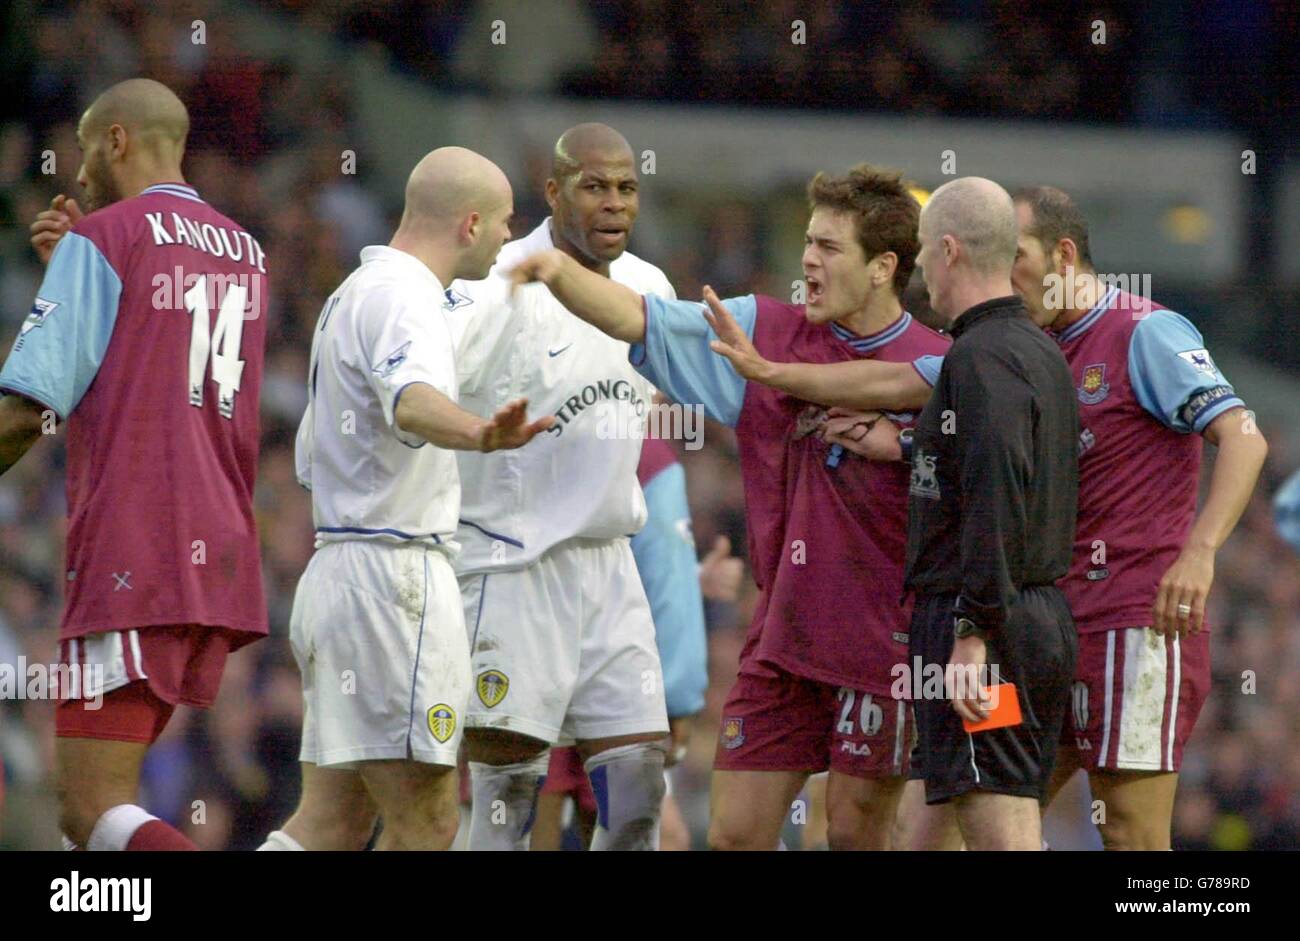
1129, 310, 1244, 433
358, 286, 458, 449
912, 354, 944, 387
949, 350, 1034, 631
628, 293, 757, 427
1274, 469, 1300, 557
443, 276, 517, 397
631, 462, 709, 718
0, 232, 121, 420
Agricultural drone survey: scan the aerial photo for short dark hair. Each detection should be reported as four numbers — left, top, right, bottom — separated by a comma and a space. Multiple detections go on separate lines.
1012, 185, 1093, 267
808, 164, 920, 297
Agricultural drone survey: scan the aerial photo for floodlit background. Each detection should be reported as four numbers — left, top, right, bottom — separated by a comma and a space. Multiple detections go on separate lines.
0, 0, 1297, 850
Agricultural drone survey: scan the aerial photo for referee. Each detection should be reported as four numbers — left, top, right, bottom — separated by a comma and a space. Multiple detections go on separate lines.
904, 177, 1078, 851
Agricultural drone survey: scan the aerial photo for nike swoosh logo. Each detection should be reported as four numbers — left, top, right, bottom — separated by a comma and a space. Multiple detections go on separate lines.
548, 344, 573, 357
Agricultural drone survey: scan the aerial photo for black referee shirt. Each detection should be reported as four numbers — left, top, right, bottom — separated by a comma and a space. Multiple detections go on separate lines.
903, 295, 1078, 631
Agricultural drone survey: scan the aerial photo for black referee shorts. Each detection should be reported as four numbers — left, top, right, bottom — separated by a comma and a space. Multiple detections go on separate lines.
908, 587, 1076, 804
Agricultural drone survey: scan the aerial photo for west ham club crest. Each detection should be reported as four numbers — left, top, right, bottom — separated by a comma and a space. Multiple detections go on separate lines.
1078, 363, 1110, 405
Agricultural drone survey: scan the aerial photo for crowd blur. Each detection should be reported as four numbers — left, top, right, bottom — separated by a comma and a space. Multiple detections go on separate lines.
0, 0, 1296, 850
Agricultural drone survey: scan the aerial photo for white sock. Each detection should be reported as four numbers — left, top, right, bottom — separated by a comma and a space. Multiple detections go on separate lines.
257, 829, 305, 851
61, 834, 80, 851
584, 741, 667, 851
467, 754, 550, 851
86, 804, 155, 852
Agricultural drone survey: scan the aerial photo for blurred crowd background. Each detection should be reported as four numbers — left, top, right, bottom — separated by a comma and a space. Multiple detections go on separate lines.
0, 0, 1297, 850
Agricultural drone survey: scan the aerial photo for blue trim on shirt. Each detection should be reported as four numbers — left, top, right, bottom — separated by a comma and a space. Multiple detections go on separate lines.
458, 519, 524, 548
1190, 393, 1245, 434
392, 381, 428, 450
140, 183, 205, 204
1057, 285, 1120, 344
316, 526, 444, 544
912, 354, 944, 387
829, 312, 912, 352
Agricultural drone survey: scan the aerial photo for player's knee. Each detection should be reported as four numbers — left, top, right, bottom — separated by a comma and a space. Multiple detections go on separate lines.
384, 801, 459, 850
1098, 813, 1167, 851
56, 780, 114, 847
464, 729, 548, 765
312, 809, 379, 851
707, 816, 772, 852
826, 809, 887, 851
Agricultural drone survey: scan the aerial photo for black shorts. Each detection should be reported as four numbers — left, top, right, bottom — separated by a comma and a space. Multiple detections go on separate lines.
908, 587, 1076, 804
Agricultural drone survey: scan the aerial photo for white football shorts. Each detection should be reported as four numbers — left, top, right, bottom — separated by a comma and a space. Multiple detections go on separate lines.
460, 536, 669, 743
290, 539, 470, 768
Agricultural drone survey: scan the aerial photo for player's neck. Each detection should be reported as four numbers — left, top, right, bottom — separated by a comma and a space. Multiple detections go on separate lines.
388, 232, 454, 286
120, 164, 187, 200
947, 276, 1014, 325
549, 219, 611, 278
1053, 267, 1102, 329
834, 293, 903, 338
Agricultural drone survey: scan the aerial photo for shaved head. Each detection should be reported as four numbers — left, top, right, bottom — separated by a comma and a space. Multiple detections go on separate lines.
393, 146, 514, 282
920, 177, 1018, 275
80, 78, 189, 151
75, 78, 190, 211
402, 146, 512, 229
552, 123, 633, 183
547, 124, 639, 272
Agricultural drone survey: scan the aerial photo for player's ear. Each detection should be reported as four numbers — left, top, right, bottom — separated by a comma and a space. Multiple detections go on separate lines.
1056, 237, 1077, 272
108, 124, 128, 160
544, 178, 559, 212
462, 210, 481, 245
875, 251, 898, 288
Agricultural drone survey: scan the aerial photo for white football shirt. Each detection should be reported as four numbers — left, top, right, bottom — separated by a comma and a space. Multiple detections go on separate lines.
444, 219, 676, 573
296, 245, 461, 550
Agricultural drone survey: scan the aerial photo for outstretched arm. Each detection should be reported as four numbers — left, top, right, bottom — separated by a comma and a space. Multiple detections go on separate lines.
395, 385, 554, 452
702, 287, 933, 411
509, 249, 647, 343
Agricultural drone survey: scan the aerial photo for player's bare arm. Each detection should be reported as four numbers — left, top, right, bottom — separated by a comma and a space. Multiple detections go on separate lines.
1152, 407, 1268, 637
0, 394, 48, 475
702, 286, 930, 411
820, 409, 903, 461
508, 248, 646, 343
30, 194, 83, 265
394, 384, 554, 452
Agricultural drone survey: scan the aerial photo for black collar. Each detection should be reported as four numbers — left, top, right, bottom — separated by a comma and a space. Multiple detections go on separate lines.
949, 295, 1027, 339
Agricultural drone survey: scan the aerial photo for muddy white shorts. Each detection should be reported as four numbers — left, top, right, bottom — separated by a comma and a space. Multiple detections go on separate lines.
290, 539, 470, 768
460, 537, 669, 744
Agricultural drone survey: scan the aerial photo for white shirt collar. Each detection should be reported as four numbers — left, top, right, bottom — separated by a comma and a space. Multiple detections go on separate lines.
359, 245, 444, 294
